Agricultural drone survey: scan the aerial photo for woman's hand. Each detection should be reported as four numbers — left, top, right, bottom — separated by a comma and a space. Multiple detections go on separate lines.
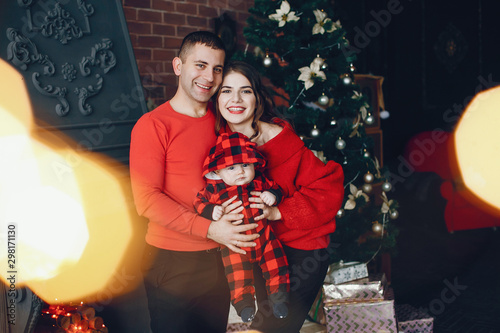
249, 191, 282, 221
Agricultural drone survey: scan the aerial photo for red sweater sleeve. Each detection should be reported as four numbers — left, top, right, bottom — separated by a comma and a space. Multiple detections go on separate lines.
129, 110, 213, 245
279, 154, 344, 230
260, 123, 344, 231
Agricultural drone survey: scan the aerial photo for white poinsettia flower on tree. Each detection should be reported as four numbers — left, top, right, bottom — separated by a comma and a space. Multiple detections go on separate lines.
269, 1, 300, 27
351, 92, 370, 119
349, 117, 361, 138
312, 9, 342, 34
344, 184, 370, 210
359, 104, 368, 120
380, 192, 394, 214
298, 61, 326, 90
332, 19, 342, 31
351, 90, 363, 100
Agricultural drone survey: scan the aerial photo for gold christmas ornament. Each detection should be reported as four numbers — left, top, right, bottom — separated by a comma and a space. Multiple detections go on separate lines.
372, 222, 383, 234
362, 183, 373, 194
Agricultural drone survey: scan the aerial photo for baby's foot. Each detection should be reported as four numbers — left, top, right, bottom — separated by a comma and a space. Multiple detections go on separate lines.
240, 307, 255, 322
273, 303, 288, 319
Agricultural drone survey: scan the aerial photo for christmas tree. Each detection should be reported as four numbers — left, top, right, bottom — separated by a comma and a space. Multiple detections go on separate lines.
233, 0, 399, 264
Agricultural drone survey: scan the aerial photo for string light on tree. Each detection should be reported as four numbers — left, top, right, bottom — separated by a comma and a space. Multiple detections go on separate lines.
336, 209, 345, 218
363, 148, 371, 158
330, 117, 337, 126
349, 63, 356, 72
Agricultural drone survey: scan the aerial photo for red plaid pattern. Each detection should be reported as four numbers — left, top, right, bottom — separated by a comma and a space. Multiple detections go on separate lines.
202, 132, 266, 176
195, 167, 290, 313
194, 133, 290, 314
222, 227, 289, 314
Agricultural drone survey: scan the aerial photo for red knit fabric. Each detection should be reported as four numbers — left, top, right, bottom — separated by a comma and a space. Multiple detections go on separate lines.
129, 101, 218, 251
194, 172, 289, 312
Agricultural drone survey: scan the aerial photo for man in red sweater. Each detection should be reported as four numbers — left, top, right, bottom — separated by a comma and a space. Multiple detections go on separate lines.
129, 31, 259, 333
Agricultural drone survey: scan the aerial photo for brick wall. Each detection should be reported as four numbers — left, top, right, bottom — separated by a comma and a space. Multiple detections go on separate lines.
121, 0, 254, 108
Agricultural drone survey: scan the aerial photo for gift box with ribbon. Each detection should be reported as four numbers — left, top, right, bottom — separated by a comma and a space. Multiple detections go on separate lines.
323, 273, 387, 304
324, 261, 369, 284
323, 287, 397, 333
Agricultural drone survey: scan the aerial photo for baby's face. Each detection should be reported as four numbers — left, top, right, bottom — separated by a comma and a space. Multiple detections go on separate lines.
216, 163, 255, 186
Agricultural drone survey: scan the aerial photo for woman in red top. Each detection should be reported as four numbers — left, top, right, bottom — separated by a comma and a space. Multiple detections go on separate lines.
215, 61, 345, 332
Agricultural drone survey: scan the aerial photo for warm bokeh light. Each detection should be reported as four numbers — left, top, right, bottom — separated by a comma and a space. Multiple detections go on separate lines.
0, 59, 142, 303
455, 86, 500, 213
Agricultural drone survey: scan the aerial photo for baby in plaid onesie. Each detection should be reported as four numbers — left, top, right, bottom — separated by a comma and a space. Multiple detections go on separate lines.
194, 132, 290, 323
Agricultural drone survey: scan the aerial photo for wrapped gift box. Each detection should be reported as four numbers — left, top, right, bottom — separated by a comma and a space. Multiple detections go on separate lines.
308, 289, 327, 325
324, 261, 369, 284
323, 273, 387, 304
309, 273, 387, 325
396, 304, 434, 333
323, 287, 396, 333
323, 299, 397, 333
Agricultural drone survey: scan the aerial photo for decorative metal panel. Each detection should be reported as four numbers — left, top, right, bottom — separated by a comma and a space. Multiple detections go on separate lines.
0, 0, 147, 163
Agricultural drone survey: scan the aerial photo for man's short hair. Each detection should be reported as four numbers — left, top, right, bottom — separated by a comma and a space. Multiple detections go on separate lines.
178, 31, 226, 62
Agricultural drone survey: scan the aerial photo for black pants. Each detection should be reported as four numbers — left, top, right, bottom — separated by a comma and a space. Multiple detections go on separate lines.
250, 245, 330, 333
143, 245, 230, 333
